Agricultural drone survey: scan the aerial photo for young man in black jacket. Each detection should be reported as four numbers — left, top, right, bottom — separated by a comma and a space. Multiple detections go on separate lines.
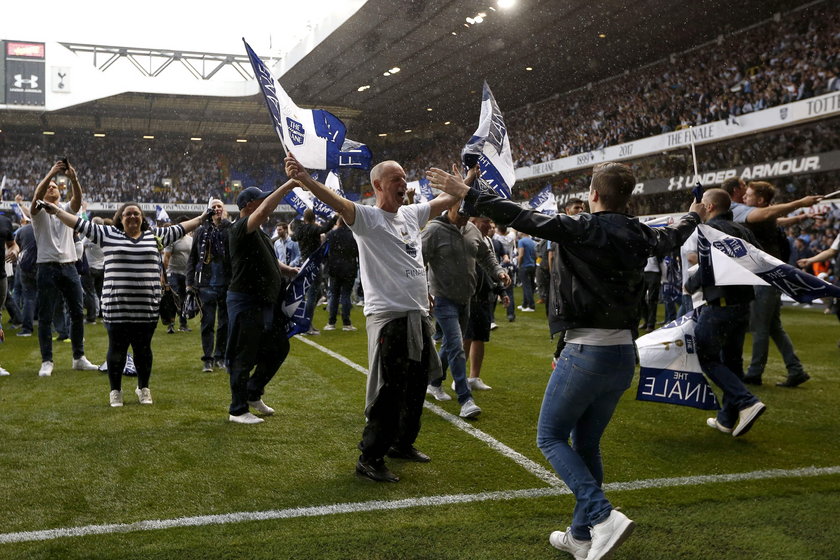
428, 161, 705, 560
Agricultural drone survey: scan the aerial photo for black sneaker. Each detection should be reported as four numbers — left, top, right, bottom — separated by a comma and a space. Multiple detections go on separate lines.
387, 446, 431, 463
167, 325, 176, 334
776, 372, 810, 388
355, 456, 399, 482
743, 375, 762, 386
202, 360, 213, 372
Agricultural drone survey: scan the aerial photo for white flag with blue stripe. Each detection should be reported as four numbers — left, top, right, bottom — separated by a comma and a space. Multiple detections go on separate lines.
243, 39, 372, 171
407, 178, 436, 204
697, 224, 840, 302
283, 170, 344, 219
282, 241, 329, 337
155, 205, 170, 223
528, 185, 556, 215
462, 82, 515, 198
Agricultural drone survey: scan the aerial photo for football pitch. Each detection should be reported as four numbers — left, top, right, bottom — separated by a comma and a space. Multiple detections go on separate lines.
0, 297, 838, 559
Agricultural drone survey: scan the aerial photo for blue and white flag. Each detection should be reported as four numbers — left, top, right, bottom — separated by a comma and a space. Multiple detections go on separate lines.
528, 185, 556, 215
282, 241, 329, 337
697, 224, 840, 303
636, 310, 720, 410
407, 178, 435, 204
462, 81, 515, 199
10, 202, 25, 222
243, 39, 372, 171
283, 170, 344, 219
155, 205, 170, 223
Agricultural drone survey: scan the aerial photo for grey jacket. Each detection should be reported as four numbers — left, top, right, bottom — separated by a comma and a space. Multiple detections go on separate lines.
421, 215, 504, 305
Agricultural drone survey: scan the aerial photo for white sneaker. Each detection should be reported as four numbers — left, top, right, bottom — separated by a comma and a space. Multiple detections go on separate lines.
588, 509, 635, 560
549, 528, 590, 560
426, 384, 451, 401
247, 399, 275, 416
459, 398, 481, 419
469, 377, 493, 390
39, 361, 54, 377
0, 365, 10, 376
732, 401, 766, 437
342, 325, 357, 331
489, 322, 498, 330
229, 412, 264, 424
323, 324, 336, 331
135, 387, 153, 404
109, 390, 123, 407
72, 356, 100, 371
706, 417, 732, 434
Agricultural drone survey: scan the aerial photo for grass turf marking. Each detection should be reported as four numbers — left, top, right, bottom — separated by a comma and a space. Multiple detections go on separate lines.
294, 335, 563, 487
2, 466, 837, 544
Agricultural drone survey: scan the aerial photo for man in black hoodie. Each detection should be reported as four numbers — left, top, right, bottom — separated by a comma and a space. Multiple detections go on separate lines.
428, 161, 704, 560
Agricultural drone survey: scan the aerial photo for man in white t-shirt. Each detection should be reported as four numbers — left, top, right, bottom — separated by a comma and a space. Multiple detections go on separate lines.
285, 154, 459, 483
30, 161, 99, 377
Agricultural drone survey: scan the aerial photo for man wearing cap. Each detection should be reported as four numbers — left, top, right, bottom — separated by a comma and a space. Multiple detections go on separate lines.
225, 183, 299, 424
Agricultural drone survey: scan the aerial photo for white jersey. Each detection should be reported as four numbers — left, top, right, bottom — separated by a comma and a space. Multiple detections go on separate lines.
32, 202, 77, 264
349, 202, 431, 316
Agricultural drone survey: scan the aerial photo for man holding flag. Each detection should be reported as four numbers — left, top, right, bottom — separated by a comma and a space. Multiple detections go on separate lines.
285, 153, 460, 483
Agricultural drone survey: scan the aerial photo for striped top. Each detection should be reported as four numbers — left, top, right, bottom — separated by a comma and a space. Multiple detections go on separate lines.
75, 218, 185, 323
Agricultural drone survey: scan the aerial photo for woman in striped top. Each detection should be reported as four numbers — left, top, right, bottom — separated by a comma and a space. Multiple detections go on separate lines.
40, 201, 209, 407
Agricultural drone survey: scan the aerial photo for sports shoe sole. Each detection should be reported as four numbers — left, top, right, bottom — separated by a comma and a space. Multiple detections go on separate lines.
589, 518, 635, 560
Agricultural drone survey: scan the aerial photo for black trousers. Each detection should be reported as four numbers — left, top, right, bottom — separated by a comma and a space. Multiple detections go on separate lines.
359, 318, 431, 461
105, 322, 157, 391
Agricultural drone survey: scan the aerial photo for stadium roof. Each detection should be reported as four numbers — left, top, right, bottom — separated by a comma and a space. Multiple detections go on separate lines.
0, 0, 817, 143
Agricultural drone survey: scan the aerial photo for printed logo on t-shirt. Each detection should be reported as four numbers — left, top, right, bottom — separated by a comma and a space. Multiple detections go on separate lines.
405, 241, 417, 258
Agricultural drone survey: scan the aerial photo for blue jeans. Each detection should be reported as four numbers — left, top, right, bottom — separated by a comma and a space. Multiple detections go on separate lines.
678, 294, 694, 317
225, 291, 290, 416
303, 267, 323, 325
36, 263, 86, 361
694, 304, 758, 428
19, 270, 37, 334
431, 295, 472, 405
521, 266, 536, 309
746, 286, 805, 379
537, 343, 635, 541
327, 275, 353, 326
167, 272, 188, 329
199, 286, 228, 362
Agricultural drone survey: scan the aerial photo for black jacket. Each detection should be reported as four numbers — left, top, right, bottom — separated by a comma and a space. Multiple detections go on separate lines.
186, 220, 231, 288
463, 186, 700, 334
325, 225, 358, 279
292, 215, 338, 259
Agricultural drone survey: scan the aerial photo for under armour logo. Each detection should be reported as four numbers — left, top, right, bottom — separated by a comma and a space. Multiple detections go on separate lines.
13, 74, 38, 88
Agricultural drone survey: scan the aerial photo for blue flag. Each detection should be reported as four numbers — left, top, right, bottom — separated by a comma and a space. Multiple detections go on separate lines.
282, 241, 329, 337
243, 39, 372, 171
10, 203, 25, 222
155, 205, 170, 223
462, 81, 515, 199
528, 185, 556, 215
283, 170, 343, 219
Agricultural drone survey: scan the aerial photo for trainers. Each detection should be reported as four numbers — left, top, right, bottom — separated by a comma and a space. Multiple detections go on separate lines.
342, 325, 357, 331
16, 331, 32, 337
323, 324, 336, 331
109, 390, 123, 407
426, 384, 451, 401
549, 528, 590, 560
776, 372, 810, 388
459, 398, 481, 419
743, 374, 762, 386
39, 361, 54, 377
469, 377, 493, 390
247, 399, 275, 416
588, 509, 635, 560
732, 401, 766, 437
706, 417, 733, 434
489, 322, 498, 330
305, 328, 320, 336
135, 387, 153, 404
387, 446, 431, 463
356, 456, 399, 482
229, 412, 264, 424
202, 360, 214, 372
72, 356, 100, 371
0, 366, 10, 376
179, 326, 192, 332
167, 324, 176, 334
214, 358, 226, 369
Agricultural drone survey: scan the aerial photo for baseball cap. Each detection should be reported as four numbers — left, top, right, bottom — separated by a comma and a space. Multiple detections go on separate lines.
236, 187, 271, 209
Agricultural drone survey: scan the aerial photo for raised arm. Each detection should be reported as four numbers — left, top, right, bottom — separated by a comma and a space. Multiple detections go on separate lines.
65, 164, 84, 214
30, 161, 66, 216
35, 200, 79, 229
284, 153, 356, 225
745, 195, 823, 223
247, 180, 297, 234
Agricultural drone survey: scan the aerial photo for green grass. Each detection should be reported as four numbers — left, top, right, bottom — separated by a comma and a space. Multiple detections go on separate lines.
1, 295, 838, 559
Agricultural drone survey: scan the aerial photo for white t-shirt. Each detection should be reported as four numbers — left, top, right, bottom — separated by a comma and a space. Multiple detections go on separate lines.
831, 233, 840, 251
32, 202, 77, 264
680, 229, 699, 292
349, 202, 431, 316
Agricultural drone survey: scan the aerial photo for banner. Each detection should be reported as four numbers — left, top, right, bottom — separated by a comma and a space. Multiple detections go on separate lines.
282, 241, 329, 337
515, 90, 840, 181
528, 185, 556, 215
636, 310, 720, 410
407, 178, 435, 204
243, 39, 371, 171
462, 81, 515, 198
283, 170, 343, 219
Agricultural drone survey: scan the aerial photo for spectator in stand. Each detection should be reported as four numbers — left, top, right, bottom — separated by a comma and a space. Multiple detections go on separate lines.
38, 199, 209, 406
292, 209, 337, 335
30, 161, 99, 377
324, 216, 359, 331
163, 216, 194, 334
187, 198, 233, 373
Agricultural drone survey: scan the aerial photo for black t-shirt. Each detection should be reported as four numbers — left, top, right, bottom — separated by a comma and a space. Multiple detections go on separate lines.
0, 215, 13, 280
228, 217, 283, 302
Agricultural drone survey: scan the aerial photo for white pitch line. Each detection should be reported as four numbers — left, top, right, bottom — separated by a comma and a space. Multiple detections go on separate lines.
294, 335, 563, 487
2, 466, 837, 544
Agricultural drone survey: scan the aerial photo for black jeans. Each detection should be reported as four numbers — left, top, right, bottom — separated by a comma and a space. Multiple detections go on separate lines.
359, 318, 431, 461
199, 286, 228, 362
105, 322, 157, 391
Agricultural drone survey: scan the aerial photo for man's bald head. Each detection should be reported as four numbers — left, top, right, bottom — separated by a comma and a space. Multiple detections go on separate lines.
370, 160, 401, 185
